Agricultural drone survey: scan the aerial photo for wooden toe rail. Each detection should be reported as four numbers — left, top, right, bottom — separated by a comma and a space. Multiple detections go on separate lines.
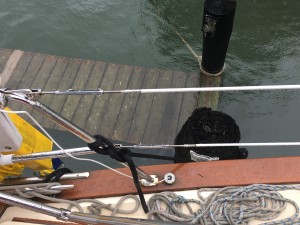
59, 156, 300, 200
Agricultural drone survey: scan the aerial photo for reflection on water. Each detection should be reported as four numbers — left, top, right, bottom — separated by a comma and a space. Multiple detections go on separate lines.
0, 0, 300, 161
219, 0, 300, 158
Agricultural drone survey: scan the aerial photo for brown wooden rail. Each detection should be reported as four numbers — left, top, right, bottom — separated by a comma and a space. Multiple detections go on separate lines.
59, 156, 300, 200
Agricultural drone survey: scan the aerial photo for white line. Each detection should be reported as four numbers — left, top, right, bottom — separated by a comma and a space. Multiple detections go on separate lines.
139, 85, 300, 93
123, 142, 300, 148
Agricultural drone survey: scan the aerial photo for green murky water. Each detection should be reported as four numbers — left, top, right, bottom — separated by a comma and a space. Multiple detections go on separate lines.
1, 0, 300, 169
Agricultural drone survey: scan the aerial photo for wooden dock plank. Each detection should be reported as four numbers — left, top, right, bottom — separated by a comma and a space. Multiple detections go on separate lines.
42, 58, 79, 129
2, 49, 206, 146
0, 49, 13, 73
126, 68, 160, 144
98, 64, 133, 137
5, 52, 33, 90
0, 49, 13, 83
176, 73, 199, 133
16, 53, 46, 112
30, 55, 58, 90
112, 67, 146, 141
40, 57, 71, 128
60, 60, 94, 124
0, 50, 24, 88
16, 53, 46, 90
5, 52, 33, 111
158, 71, 188, 144
84, 63, 120, 135
71, 61, 107, 130
141, 70, 173, 144
28, 55, 58, 120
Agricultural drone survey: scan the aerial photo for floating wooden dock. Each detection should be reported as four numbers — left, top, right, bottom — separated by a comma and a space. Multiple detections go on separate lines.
0, 48, 220, 145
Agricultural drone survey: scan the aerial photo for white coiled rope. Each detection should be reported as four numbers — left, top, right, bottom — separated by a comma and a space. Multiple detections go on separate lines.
148, 184, 300, 225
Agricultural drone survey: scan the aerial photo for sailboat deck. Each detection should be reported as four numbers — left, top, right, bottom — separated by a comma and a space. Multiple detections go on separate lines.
0, 49, 221, 145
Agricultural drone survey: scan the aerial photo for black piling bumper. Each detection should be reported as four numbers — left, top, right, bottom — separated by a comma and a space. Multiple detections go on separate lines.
201, 0, 236, 75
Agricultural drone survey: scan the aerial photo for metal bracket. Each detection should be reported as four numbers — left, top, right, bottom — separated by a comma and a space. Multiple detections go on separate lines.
0, 93, 8, 109
190, 150, 219, 162
202, 15, 217, 37
140, 175, 159, 187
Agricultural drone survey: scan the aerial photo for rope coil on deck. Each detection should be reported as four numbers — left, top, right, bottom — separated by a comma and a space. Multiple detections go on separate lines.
148, 184, 300, 225
0, 182, 141, 216
0, 182, 62, 197
68, 195, 140, 216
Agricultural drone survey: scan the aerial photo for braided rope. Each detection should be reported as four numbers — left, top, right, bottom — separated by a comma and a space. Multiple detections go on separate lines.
68, 195, 140, 216
6, 182, 300, 224
0, 183, 140, 216
0, 182, 84, 212
0, 182, 61, 197
148, 184, 300, 225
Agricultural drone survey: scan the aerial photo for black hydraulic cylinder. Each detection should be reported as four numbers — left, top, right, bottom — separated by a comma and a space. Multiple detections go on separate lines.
201, 0, 236, 75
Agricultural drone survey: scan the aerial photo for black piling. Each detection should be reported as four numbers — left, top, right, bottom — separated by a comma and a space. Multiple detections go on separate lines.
201, 0, 236, 76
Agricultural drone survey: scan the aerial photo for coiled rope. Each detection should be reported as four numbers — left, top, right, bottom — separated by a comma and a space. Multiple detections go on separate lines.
0, 182, 141, 216
68, 195, 140, 216
148, 184, 300, 224
0, 182, 61, 197
0, 182, 84, 212
5, 182, 300, 224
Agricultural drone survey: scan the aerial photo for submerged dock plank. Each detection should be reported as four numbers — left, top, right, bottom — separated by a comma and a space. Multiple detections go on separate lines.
2, 48, 215, 146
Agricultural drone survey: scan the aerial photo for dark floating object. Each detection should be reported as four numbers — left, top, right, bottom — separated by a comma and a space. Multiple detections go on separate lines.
174, 108, 248, 163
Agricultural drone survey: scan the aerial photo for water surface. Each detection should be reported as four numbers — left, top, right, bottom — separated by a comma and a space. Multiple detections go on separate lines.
1, 0, 300, 168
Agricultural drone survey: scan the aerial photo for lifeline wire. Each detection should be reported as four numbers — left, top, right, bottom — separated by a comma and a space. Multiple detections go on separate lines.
0, 109, 133, 180
122, 142, 300, 149
39, 84, 300, 95
12, 139, 300, 163
11, 139, 300, 165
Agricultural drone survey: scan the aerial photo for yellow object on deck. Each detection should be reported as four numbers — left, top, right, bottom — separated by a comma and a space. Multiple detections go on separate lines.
0, 108, 54, 181
0, 164, 24, 181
